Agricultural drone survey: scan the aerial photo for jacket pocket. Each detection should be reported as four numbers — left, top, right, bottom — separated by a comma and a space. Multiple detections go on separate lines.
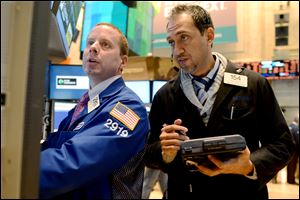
220, 104, 255, 135
222, 105, 253, 121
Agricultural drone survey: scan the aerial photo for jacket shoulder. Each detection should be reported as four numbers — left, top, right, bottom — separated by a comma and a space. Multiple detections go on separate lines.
226, 60, 266, 83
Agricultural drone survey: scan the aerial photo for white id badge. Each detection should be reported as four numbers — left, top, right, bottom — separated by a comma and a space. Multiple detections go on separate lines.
224, 72, 248, 87
88, 95, 100, 113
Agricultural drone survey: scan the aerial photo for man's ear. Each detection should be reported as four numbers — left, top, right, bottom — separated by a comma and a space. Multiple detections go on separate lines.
119, 55, 128, 72
207, 27, 215, 46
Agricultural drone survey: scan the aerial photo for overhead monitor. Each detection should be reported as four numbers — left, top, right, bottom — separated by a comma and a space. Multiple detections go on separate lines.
80, 1, 128, 59
151, 80, 167, 101
49, 64, 89, 100
48, 1, 82, 57
124, 80, 150, 104
127, 1, 152, 56
52, 101, 77, 132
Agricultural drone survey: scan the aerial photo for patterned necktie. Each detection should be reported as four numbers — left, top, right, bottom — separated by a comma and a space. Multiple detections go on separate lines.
69, 92, 89, 128
192, 66, 218, 105
192, 77, 211, 105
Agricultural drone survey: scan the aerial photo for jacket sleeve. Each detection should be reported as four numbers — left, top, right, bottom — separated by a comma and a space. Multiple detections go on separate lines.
250, 77, 296, 187
39, 99, 149, 198
145, 86, 173, 171
40, 109, 73, 151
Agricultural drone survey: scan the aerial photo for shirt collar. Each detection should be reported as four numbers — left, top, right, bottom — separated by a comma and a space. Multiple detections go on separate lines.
88, 75, 121, 100
188, 55, 220, 80
206, 56, 220, 79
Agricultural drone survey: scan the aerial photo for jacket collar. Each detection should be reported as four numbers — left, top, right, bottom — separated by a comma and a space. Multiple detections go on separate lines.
89, 75, 121, 100
99, 77, 125, 99
173, 58, 242, 128
208, 60, 242, 126
67, 77, 126, 131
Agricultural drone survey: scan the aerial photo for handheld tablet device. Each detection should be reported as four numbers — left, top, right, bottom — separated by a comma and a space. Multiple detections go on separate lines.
181, 134, 246, 170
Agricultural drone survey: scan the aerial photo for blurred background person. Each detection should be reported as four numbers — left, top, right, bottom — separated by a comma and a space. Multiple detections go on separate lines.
142, 167, 168, 199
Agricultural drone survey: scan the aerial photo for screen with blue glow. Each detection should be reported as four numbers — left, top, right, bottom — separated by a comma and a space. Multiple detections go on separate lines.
80, 1, 128, 56
260, 61, 273, 77
49, 65, 89, 100
52, 101, 77, 132
125, 80, 150, 104
152, 80, 167, 101
261, 60, 287, 78
52, 1, 82, 56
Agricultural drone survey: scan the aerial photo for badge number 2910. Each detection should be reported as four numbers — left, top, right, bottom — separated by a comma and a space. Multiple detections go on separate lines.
104, 118, 128, 137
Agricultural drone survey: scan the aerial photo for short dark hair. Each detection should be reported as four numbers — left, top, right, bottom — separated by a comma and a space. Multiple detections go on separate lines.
168, 4, 214, 36
95, 22, 129, 56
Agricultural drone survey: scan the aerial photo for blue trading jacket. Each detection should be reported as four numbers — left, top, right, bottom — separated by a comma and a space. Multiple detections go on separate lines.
40, 77, 150, 199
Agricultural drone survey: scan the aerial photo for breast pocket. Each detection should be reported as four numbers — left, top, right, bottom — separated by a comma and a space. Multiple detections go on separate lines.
222, 106, 252, 121
221, 103, 255, 135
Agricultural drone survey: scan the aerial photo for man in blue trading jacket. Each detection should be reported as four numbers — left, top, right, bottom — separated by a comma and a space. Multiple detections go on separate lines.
145, 4, 296, 199
39, 23, 149, 199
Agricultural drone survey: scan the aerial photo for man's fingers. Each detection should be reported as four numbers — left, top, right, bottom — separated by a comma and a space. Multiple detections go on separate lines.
174, 119, 182, 125
161, 124, 188, 134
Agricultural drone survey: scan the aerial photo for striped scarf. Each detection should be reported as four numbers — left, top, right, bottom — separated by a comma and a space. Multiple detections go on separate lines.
180, 53, 226, 125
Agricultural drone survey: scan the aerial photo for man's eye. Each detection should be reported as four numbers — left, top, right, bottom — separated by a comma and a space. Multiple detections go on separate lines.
181, 35, 189, 41
101, 42, 111, 49
87, 40, 94, 46
168, 40, 175, 47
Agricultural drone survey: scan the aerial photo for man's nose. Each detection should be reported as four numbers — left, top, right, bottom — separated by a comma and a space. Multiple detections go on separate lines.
173, 43, 185, 57
89, 42, 99, 55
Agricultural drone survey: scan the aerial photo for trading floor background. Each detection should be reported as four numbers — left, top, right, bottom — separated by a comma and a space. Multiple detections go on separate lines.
1, 1, 299, 199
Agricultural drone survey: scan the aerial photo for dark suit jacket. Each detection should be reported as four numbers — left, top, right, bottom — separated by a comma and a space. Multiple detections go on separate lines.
146, 59, 296, 199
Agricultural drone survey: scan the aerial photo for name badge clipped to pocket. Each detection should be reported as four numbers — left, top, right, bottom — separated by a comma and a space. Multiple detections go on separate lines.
88, 95, 100, 113
74, 122, 85, 131
224, 72, 248, 87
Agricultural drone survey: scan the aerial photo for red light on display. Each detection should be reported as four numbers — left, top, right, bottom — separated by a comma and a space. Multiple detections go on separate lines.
251, 62, 260, 73
235, 59, 299, 80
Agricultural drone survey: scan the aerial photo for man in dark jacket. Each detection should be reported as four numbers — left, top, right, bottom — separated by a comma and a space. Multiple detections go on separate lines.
145, 4, 296, 199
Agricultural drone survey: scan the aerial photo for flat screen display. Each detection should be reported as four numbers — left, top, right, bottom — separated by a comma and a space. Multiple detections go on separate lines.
127, 2, 152, 56
49, 1, 82, 57
49, 65, 89, 100
125, 80, 150, 104
151, 80, 167, 101
80, 1, 128, 58
52, 101, 77, 132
